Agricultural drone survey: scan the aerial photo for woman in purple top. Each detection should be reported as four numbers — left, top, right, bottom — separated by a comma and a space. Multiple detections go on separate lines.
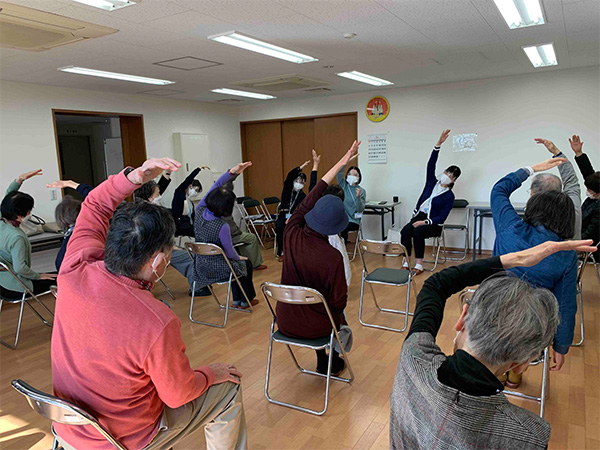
193, 162, 258, 309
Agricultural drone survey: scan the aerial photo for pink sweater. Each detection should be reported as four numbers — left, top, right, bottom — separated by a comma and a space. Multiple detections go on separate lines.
51, 170, 215, 450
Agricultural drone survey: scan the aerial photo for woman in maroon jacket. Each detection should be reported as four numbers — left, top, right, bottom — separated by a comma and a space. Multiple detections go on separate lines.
277, 140, 360, 376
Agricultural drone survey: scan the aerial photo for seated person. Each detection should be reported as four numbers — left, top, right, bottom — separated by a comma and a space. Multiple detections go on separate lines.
0, 169, 57, 298
492, 157, 577, 385
194, 163, 258, 309
52, 158, 246, 450
390, 239, 596, 449
171, 166, 208, 237
133, 171, 172, 204
570, 134, 600, 259
275, 150, 319, 259
336, 158, 366, 244
400, 130, 461, 274
47, 179, 93, 271
278, 141, 360, 376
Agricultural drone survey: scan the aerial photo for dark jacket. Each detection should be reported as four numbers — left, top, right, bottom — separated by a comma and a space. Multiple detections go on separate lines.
279, 167, 318, 215
575, 153, 600, 254
157, 175, 171, 195
171, 167, 201, 225
413, 147, 455, 225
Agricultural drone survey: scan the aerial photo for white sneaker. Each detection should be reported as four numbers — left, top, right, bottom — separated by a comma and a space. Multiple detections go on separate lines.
413, 263, 424, 275
402, 259, 409, 269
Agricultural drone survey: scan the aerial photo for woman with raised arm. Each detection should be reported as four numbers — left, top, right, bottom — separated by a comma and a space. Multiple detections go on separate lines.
1, 169, 57, 298
193, 162, 258, 309
336, 153, 366, 244
400, 129, 461, 275
277, 140, 360, 376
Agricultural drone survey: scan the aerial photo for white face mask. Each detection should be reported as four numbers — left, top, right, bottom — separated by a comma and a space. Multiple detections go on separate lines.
151, 253, 170, 283
346, 175, 358, 185
293, 182, 304, 191
438, 173, 452, 186
188, 188, 200, 197
587, 190, 598, 200
151, 195, 162, 205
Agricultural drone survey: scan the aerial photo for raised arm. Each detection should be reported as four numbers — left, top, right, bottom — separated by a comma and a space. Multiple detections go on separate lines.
172, 167, 201, 219
47, 180, 93, 198
309, 150, 320, 192
157, 173, 172, 195
198, 162, 251, 209
569, 135, 595, 180
425, 130, 451, 183
6, 169, 43, 195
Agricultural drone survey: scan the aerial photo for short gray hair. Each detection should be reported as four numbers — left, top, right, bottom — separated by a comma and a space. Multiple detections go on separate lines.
464, 275, 559, 366
530, 174, 562, 195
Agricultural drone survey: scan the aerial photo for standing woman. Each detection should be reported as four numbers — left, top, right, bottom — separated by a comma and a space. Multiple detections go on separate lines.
337, 156, 366, 243
400, 130, 461, 275
275, 151, 319, 260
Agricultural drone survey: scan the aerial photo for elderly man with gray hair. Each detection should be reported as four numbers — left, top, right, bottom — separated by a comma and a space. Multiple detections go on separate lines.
390, 239, 596, 450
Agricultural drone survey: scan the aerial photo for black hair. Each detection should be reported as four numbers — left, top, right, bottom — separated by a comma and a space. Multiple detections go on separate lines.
346, 166, 362, 184
55, 195, 82, 230
134, 181, 158, 202
295, 172, 307, 183
585, 172, 600, 195
191, 180, 202, 191
323, 184, 345, 201
104, 201, 175, 278
524, 190, 575, 240
205, 187, 236, 217
1, 191, 34, 220
442, 165, 461, 189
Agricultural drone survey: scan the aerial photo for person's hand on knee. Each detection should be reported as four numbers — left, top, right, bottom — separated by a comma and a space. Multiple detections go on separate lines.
210, 363, 243, 384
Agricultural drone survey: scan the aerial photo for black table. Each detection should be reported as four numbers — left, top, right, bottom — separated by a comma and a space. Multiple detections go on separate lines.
363, 201, 401, 240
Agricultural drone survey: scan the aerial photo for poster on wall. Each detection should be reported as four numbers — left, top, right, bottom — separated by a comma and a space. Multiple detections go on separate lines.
453, 133, 478, 152
368, 133, 387, 164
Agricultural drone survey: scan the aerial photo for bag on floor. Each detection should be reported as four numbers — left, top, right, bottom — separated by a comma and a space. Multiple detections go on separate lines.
20, 214, 45, 237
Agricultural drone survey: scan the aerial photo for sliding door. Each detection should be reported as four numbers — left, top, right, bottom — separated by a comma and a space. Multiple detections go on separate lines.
242, 121, 283, 201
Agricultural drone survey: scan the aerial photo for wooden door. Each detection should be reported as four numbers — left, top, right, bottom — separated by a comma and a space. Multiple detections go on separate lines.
314, 114, 358, 181
242, 121, 283, 201
281, 119, 315, 177
120, 115, 147, 169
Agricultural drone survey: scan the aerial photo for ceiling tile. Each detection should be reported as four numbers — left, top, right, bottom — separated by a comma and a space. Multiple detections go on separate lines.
563, 0, 600, 33
173, 0, 297, 25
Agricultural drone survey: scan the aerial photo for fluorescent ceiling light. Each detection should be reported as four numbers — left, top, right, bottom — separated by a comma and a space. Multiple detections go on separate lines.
212, 88, 275, 100
58, 66, 175, 85
336, 71, 394, 87
523, 43, 557, 68
493, 0, 545, 29
73, 0, 138, 11
208, 31, 317, 64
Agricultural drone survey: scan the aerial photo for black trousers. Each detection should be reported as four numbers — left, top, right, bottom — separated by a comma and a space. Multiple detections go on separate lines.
1, 277, 56, 300
231, 259, 256, 304
340, 222, 360, 244
175, 217, 195, 237
275, 213, 287, 257
400, 212, 442, 259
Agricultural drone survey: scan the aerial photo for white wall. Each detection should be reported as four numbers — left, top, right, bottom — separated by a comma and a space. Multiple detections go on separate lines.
0, 80, 242, 221
238, 66, 600, 250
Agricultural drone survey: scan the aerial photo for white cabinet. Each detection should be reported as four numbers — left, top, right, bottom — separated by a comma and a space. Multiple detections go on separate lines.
173, 132, 213, 192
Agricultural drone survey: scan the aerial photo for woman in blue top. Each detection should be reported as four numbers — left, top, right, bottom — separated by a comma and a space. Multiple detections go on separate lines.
400, 130, 461, 274
492, 156, 576, 386
337, 150, 366, 244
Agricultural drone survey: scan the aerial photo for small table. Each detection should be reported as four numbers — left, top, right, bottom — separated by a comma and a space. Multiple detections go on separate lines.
364, 201, 401, 240
468, 202, 526, 261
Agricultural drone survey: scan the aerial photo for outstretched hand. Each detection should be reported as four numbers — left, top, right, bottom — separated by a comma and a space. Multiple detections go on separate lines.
534, 138, 560, 156
128, 158, 181, 185
341, 140, 361, 166
312, 149, 321, 169
230, 161, 252, 175
501, 239, 597, 270
47, 180, 78, 190
436, 129, 451, 147
569, 135, 583, 156
17, 169, 43, 184
299, 160, 311, 170
531, 157, 566, 173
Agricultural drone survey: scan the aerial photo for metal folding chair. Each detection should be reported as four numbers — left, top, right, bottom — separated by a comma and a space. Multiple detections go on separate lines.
158, 279, 176, 301
0, 261, 54, 350
11, 379, 126, 450
185, 242, 253, 328
261, 282, 354, 416
572, 252, 593, 347
261, 197, 280, 220
459, 289, 549, 418
440, 199, 470, 261
423, 228, 447, 271
358, 240, 417, 332
346, 221, 363, 262
240, 199, 276, 247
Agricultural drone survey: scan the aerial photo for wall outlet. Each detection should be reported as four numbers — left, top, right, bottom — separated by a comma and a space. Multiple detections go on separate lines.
49, 190, 57, 201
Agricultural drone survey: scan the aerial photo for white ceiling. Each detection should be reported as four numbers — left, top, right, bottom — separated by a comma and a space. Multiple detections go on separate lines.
1, 0, 598, 105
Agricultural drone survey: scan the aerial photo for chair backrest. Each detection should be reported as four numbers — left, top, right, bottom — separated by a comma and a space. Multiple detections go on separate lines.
261, 282, 337, 324
453, 199, 469, 208
242, 199, 262, 210
263, 197, 280, 205
11, 380, 127, 450
358, 239, 411, 273
0, 261, 34, 299
185, 242, 226, 257
235, 196, 252, 205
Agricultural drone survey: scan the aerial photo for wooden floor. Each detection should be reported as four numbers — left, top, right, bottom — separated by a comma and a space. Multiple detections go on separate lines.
1, 243, 599, 449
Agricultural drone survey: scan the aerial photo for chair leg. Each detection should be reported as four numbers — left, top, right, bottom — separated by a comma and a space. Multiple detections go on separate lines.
0, 299, 25, 350
358, 275, 413, 333
158, 279, 176, 301
572, 282, 584, 346
504, 348, 549, 418
188, 281, 230, 328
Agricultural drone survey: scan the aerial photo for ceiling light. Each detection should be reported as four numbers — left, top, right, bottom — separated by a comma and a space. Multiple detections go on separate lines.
73, 0, 138, 11
211, 88, 275, 100
208, 31, 318, 64
336, 71, 394, 87
493, 0, 545, 29
58, 66, 175, 85
523, 43, 557, 68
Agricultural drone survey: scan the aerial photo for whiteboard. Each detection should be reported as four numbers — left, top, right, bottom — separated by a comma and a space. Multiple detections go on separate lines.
104, 137, 124, 176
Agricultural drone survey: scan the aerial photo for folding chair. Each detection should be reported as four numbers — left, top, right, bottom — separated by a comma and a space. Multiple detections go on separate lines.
346, 221, 363, 262
0, 261, 54, 350
440, 199, 470, 261
358, 240, 417, 333
11, 379, 126, 450
261, 197, 280, 220
573, 252, 592, 347
240, 199, 276, 247
157, 279, 175, 301
459, 289, 549, 418
185, 242, 253, 328
261, 282, 354, 416
423, 228, 447, 272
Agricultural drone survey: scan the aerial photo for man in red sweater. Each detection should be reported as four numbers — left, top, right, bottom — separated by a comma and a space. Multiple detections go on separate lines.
52, 158, 247, 450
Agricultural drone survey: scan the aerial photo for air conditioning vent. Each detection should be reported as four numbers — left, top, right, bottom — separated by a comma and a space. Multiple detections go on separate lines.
0, 2, 118, 52
232, 74, 331, 92
305, 87, 333, 92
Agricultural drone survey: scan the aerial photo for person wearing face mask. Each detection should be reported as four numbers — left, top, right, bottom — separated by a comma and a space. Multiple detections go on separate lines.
569, 134, 600, 260
275, 151, 319, 260
400, 130, 461, 275
171, 166, 208, 237
337, 157, 366, 244
52, 158, 247, 450
133, 171, 172, 205
1, 169, 57, 299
